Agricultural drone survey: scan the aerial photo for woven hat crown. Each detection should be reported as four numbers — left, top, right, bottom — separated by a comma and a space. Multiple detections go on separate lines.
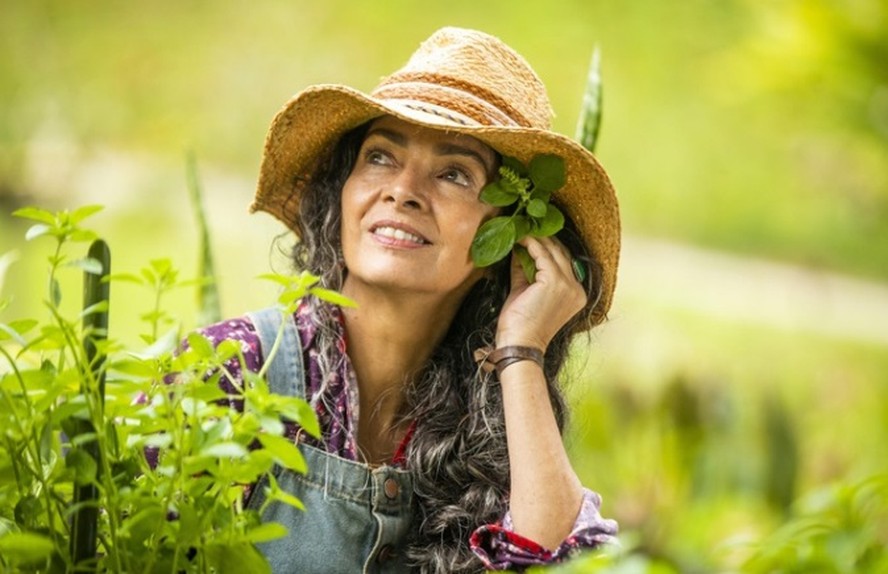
371, 28, 554, 130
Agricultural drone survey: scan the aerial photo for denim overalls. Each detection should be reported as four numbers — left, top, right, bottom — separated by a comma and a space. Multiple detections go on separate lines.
245, 308, 416, 573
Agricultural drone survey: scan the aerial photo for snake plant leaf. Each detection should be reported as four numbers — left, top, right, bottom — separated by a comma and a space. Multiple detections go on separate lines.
186, 152, 222, 326
575, 46, 603, 154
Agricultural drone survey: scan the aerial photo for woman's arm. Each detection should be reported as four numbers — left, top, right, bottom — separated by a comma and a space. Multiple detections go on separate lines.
499, 361, 584, 548
494, 236, 589, 549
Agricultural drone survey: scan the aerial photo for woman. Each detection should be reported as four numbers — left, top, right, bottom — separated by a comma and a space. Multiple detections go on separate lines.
201, 27, 620, 573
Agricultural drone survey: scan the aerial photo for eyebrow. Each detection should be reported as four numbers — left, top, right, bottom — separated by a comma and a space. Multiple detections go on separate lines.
365, 127, 495, 176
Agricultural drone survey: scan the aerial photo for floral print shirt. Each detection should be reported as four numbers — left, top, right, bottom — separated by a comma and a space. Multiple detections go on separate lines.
193, 298, 617, 570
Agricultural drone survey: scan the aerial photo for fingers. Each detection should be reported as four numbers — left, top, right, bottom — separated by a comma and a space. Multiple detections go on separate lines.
518, 236, 577, 284
498, 237, 588, 349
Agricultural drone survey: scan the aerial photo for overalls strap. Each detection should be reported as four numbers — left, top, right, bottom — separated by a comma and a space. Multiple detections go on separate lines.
246, 306, 305, 399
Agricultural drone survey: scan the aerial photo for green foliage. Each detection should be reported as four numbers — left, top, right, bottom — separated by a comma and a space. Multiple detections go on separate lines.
739, 475, 888, 573
185, 152, 222, 327
471, 155, 566, 282
0, 206, 326, 572
575, 46, 603, 154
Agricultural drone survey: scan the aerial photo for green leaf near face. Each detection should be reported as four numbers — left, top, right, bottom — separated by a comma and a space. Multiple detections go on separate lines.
502, 155, 527, 176
479, 180, 520, 206
471, 216, 516, 267
526, 198, 547, 218
512, 215, 531, 241
528, 154, 566, 192
514, 244, 537, 283
530, 203, 565, 237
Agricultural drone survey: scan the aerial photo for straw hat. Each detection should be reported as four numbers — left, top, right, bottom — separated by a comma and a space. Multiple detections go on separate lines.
252, 27, 620, 325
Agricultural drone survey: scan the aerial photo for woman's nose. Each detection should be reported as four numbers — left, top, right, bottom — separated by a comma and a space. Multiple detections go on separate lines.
384, 166, 427, 210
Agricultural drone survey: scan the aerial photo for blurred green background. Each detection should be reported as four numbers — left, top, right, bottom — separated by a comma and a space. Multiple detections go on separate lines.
2, 0, 887, 571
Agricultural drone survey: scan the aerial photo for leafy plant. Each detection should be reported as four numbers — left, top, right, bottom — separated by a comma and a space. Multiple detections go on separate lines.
0, 206, 330, 572
737, 474, 888, 573
470, 154, 567, 282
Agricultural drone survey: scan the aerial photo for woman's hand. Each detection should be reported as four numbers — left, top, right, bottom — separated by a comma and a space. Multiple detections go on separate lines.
495, 236, 587, 351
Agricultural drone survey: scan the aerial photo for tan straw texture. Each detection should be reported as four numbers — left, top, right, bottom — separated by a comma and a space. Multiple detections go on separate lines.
252, 27, 621, 326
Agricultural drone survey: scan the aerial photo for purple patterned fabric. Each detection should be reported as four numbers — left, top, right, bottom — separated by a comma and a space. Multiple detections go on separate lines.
190, 298, 617, 569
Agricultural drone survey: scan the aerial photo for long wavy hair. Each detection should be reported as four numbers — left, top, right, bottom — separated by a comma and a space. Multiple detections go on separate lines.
291, 122, 604, 573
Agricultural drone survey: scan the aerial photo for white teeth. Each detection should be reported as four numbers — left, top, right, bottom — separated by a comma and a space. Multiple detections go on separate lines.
374, 226, 425, 244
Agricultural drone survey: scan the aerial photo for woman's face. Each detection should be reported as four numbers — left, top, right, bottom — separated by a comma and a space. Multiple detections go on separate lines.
340, 116, 498, 300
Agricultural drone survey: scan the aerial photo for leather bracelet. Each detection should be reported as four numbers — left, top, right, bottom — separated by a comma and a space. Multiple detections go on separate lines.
474, 345, 544, 378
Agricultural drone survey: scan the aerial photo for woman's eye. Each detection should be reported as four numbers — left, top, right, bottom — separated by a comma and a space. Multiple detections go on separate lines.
365, 149, 392, 166
442, 168, 473, 188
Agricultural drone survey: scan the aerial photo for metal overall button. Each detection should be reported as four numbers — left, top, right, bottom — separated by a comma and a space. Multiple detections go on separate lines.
383, 477, 400, 500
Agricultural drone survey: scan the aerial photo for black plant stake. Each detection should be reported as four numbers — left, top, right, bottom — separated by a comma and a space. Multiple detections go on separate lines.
70, 240, 110, 571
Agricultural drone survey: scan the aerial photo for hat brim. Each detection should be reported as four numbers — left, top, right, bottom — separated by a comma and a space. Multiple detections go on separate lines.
253, 85, 621, 326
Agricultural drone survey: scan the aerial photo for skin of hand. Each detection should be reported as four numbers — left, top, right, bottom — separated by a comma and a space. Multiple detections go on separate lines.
495, 236, 588, 350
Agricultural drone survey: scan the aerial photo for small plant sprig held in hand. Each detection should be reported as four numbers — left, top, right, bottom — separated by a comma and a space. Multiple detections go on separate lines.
470, 154, 566, 282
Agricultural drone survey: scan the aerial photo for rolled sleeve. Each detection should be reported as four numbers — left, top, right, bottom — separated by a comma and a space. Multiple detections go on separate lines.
470, 488, 618, 570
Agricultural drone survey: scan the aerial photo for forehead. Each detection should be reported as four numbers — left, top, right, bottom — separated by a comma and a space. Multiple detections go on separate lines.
366, 116, 496, 162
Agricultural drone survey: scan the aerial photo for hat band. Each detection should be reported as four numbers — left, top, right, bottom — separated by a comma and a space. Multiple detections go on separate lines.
372, 78, 527, 128
379, 98, 487, 127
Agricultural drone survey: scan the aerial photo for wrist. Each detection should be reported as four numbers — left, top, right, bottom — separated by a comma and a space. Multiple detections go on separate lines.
474, 345, 544, 379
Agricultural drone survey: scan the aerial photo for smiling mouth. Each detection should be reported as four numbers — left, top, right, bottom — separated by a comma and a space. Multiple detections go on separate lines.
372, 225, 430, 245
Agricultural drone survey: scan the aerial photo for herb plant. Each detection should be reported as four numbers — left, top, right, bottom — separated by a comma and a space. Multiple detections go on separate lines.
0, 206, 331, 573
470, 154, 566, 282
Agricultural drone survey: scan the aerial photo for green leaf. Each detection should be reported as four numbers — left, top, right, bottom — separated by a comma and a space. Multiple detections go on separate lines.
202, 442, 248, 458
50, 278, 61, 307
527, 198, 547, 218
528, 154, 566, 192
24, 224, 52, 241
13, 206, 56, 225
215, 338, 241, 361
470, 216, 516, 267
187, 331, 214, 358
243, 522, 288, 543
0, 319, 38, 344
106, 272, 143, 285
258, 434, 306, 473
66, 448, 98, 485
529, 204, 565, 237
480, 180, 520, 207
230, 450, 275, 484
205, 543, 271, 574
502, 155, 527, 176
514, 245, 536, 283
69, 204, 104, 224
265, 473, 306, 511
0, 531, 55, 564
190, 382, 229, 403
274, 397, 320, 438
66, 257, 103, 275
309, 287, 357, 308
128, 326, 178, 360
68, 229, 99, 243
513, 215, 531, 241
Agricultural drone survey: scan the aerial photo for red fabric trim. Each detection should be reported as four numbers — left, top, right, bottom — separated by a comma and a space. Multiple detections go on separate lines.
391, 419, 417, 466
